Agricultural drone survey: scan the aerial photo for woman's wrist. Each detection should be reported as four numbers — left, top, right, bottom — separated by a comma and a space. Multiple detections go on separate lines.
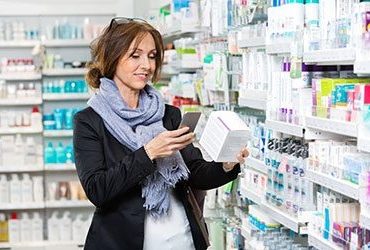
144, 145, 155, 161
222, 162, 236, 172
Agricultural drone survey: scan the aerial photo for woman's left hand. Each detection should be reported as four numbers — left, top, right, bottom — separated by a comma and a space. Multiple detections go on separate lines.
223, 147, 249, 172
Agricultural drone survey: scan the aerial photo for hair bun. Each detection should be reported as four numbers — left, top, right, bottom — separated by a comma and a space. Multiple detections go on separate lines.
86, 65, 102, 89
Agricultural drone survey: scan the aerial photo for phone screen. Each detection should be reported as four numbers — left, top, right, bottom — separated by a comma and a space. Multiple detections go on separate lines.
179, 112, 202, 132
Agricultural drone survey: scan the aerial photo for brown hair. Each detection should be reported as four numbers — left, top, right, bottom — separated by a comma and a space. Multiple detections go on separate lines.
86, 20, 164, 88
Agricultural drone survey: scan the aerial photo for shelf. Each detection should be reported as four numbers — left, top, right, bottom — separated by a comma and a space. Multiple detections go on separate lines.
360, 214, 370, 230
0, 40, 40, 48
0, 126, 43, 135
308, 233, 341, 250
305, 116, 357, 138
240, 187, 263, 205
0, 165, 44, 173
244, 157, 268, 174
266, 43, 291, 55
171, 61, 202, 72
238, 37, 266, 48
43, 93, 90, 101
162, 27, 203, 43
45, 200, 93, 208
43, 39, 90, 47
354, 60, 370, 75
238, 89, 268, 110
0, 72, 42, 81
0, 241, 84, 248
45, 163, 75, 172
260, 202, 308, 233
265, 120, 305, 137
306, 170, 359, 200
0, 202, 45, 210
43, 130, 73, 137
42, 68, 87, 76
303, 48, 355, 65
0, 97, 42, 106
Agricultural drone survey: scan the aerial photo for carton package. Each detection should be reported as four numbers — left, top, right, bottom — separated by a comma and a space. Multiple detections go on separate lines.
199, 111, 250, 162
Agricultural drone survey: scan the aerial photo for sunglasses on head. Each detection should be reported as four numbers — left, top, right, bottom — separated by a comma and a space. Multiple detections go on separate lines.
107, 17, 148, 31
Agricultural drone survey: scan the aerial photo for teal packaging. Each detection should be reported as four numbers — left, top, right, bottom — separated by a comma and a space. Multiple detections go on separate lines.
65, 145, 74, 163
53, 109, 63, 130
64, 109, 73, 130
56, 142, 66, 163
45, 142, 57, 164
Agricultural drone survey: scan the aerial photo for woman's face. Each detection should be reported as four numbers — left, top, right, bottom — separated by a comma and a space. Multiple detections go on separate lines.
114, 33, 157, 91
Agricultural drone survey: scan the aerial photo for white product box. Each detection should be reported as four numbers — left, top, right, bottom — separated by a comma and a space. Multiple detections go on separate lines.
199, 111, 250, 162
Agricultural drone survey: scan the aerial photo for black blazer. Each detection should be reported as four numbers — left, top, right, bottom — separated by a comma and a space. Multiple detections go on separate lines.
73, 104, 240, 250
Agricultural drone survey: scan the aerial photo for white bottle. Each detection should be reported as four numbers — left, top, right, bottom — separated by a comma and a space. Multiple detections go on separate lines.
8, 212, 20, 242
47, 212, 60, 241
9, 174, 21, 203
21, 174, 33, 203
60, 211, 72, 241
32, 176, 43, 202
30, 106, 42, 129
14, 134, 24, 167
72, 214, 84, 242
20, 213, 32, 242
31, 212, 43, 242
0, 175, 9, 204
25, 137, 37, 165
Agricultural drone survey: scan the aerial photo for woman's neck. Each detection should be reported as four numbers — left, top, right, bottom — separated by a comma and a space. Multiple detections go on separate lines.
113, 76, 140, 109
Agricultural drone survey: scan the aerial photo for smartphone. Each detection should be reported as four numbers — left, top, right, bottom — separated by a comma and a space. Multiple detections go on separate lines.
179, 112, 202, 133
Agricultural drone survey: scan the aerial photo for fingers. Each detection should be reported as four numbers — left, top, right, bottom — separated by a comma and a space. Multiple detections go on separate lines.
236, 147, 249, 164
172, 132, 195, 144
172, 136, 195, 151
166, 127, 190, 137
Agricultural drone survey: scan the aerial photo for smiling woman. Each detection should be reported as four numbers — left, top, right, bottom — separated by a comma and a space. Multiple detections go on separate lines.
73, 17, 247, 250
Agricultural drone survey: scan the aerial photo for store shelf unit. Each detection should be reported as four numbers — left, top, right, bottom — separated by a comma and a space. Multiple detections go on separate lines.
162, 27, 204, 44
306, 170, 359, 200
0, 98, 42, 106
0, 165, 44, 173
244, 157, 268, 174
43, 93, 91, 101
43, 39, 90, 47
238, 37, 266, 48
0, 202, 45, 210
240, 186, 263, 205
0, 72, 42, 81
354, 61, 370, 75
238, 90, 268, 110
43, 130, 73, 137
42, 68, 87, 76
0, 127, 43, 135
308, 233, 341, 250
45, 200, 94, 209
303, 48, 356, 65
259, 202, 308, 233
265, 120, 305, 137
305, 116, 357, 138
266, 43, 290, 55
44, 163, 76, 172
0, 40, 40, 48
0, 241, 84, 249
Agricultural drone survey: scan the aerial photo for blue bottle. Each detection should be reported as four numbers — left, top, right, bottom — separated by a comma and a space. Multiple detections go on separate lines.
54, 109, 63, 130
56, 142, 66, 163
44, 142, 56, 164
64, 109, 73, 130
65, 144, 74, 163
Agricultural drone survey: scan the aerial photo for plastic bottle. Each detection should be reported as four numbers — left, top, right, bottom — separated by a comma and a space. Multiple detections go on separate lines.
72, 214, 84, 242
53, 109, 63, 130
60, 211, 72, 241
21, 174, 33, 203
32, 176, 44, 202
0, 175, 9, 204
44, 142, 56, 164
56, 142, 66, 164
65, 144, 74, 163
25, 137, 37, 165
47, 212, 60, 241
20, 213, 32, 242
0, 213, 8, 242
14, 134, 23, 167
8, 212, 20, 242
10, 174, 21, 203
30, 106, 42, 129
31, 212, 43, 241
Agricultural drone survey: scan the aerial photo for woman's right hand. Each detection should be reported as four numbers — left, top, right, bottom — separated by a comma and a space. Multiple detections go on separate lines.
144, 127, 195, 160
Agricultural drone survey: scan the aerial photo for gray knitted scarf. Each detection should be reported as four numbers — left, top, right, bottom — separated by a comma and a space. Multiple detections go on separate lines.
88, 77, 189, 218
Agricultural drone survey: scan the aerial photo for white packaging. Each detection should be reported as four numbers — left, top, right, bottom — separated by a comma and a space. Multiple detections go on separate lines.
0, 175, 9, 203
14, 134, 23, 167
60, 211, 72, 241
72, 214, 84, 242
31, 212, 43, 242
32, 176, 44, 202
21, 174, 33, 202
25, 137, 37, 165
20, 213, 32, 242
199, 111, 250, 162
8, 212, 20, 242
10, 174, 21, 203
47, 212, 60, 241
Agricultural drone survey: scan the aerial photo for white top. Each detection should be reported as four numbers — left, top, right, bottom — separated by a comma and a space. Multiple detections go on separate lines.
143, 190, 195, 250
